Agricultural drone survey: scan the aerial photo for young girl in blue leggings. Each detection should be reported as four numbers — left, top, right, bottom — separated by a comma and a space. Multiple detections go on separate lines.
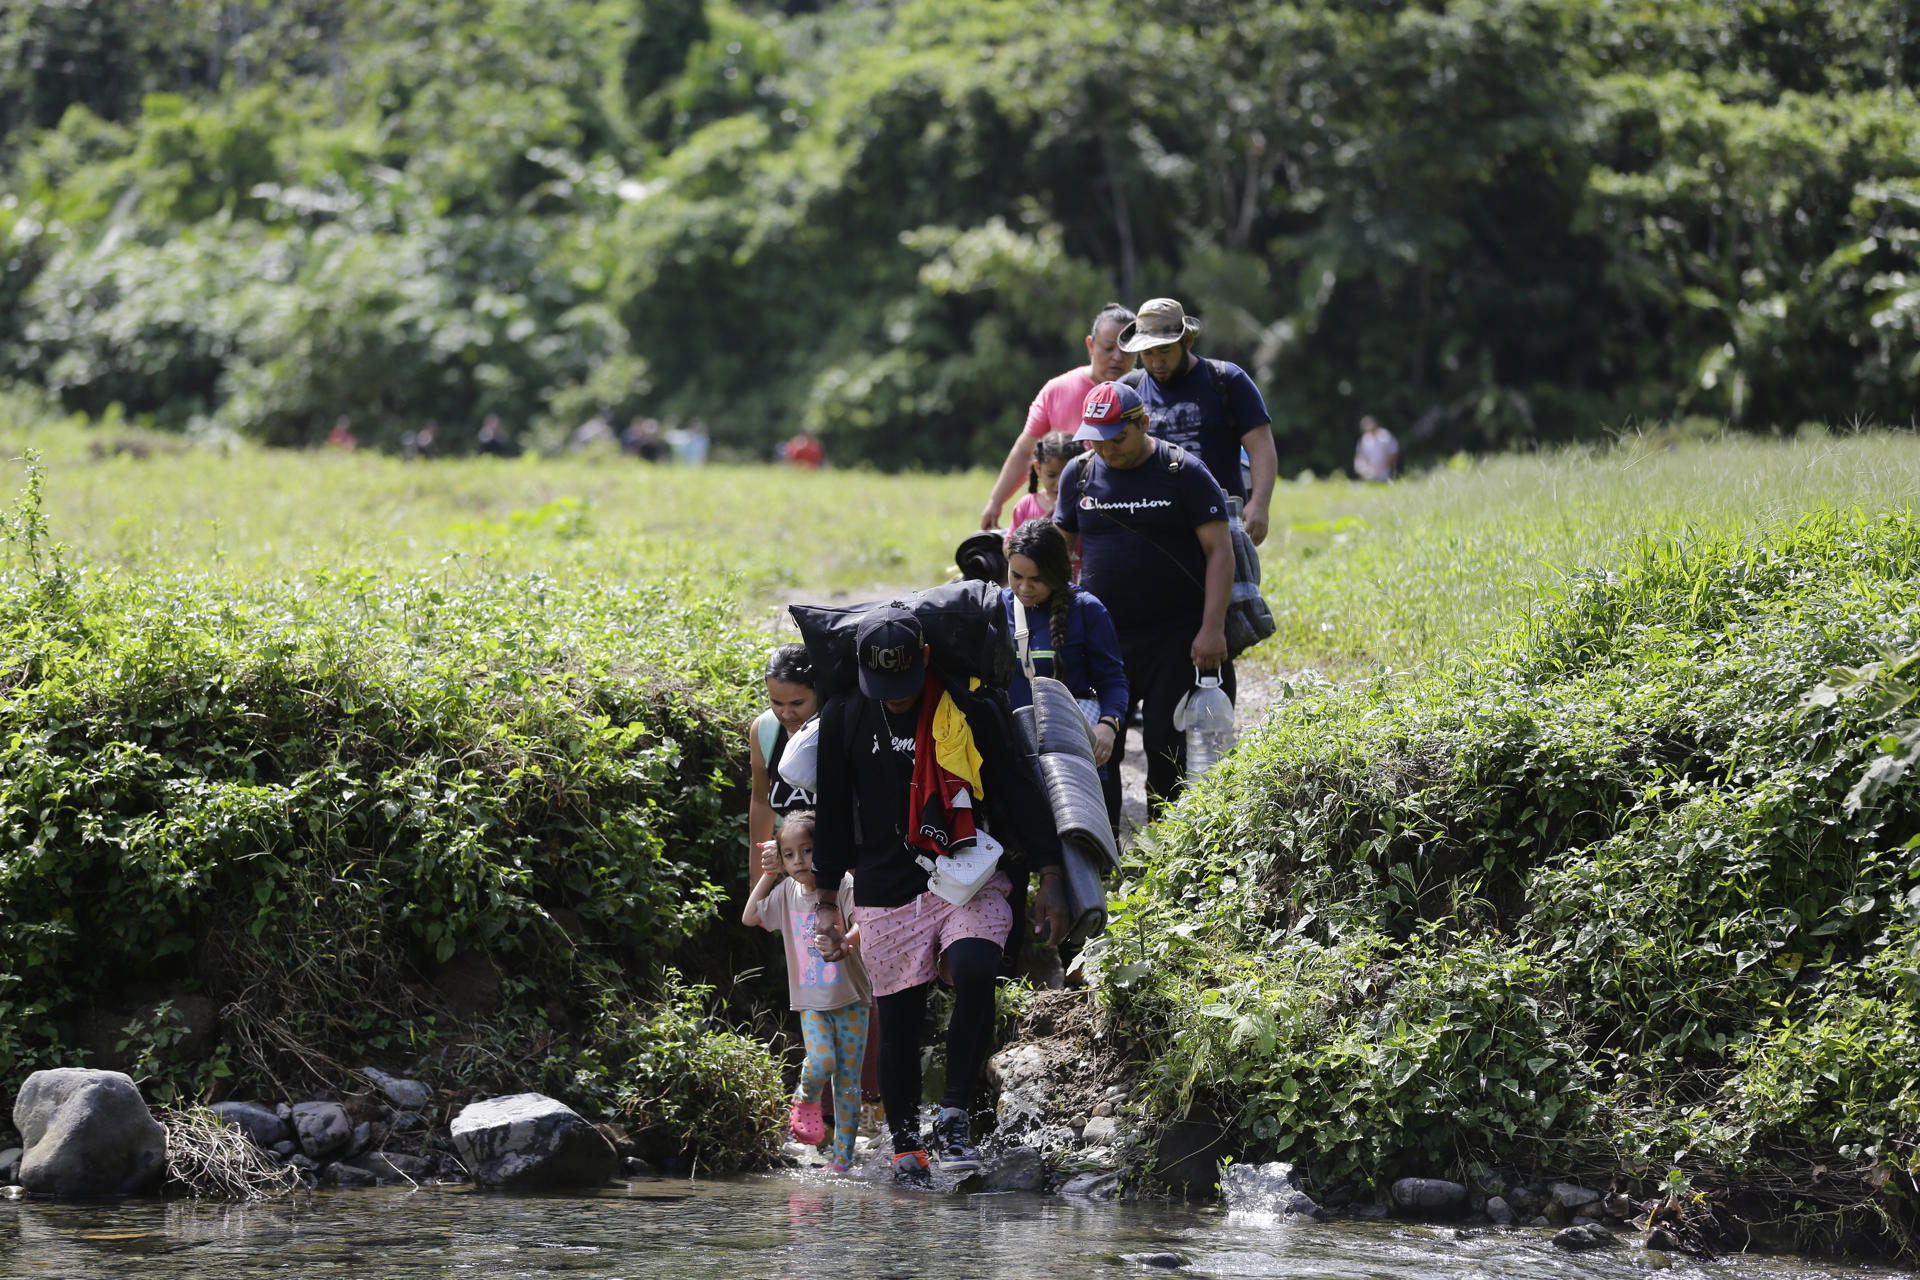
742, 810, 872, 1172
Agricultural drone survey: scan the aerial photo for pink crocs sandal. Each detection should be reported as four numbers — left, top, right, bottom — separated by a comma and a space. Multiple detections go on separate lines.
788, 1098, 825, 1146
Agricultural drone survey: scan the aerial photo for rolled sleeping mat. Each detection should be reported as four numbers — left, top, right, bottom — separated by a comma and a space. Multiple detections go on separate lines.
1060, 833, 1109, 946
1036, 749, 1120, 872
1014, 704, 1037, 756
1027, 675, 1097, 763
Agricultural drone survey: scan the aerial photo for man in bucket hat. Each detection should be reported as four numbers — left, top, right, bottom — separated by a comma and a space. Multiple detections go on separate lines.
1054, 381, 1235, 820
1118, 297, 1278, 544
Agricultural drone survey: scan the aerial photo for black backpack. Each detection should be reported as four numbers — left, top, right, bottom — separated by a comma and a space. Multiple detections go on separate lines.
787, 579, 1014, 698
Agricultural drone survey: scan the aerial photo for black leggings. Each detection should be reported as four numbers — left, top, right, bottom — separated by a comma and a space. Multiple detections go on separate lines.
875, 937, 1001, 1153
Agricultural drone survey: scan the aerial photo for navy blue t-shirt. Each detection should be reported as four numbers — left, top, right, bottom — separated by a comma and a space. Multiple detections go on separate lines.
1054, 440, 1229, 635
1135, 356, 1270, 500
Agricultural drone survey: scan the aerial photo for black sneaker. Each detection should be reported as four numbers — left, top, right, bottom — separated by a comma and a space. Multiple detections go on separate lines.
891, 1149, 932, 1189
930, 1107, 981, 1172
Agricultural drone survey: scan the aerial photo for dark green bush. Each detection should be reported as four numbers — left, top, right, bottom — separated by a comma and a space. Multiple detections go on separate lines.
1106, 512, 1920, 1211
0, 468, 779, 1125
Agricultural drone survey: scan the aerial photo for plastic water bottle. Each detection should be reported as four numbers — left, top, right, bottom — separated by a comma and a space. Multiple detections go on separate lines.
1184, 668, 1237, 781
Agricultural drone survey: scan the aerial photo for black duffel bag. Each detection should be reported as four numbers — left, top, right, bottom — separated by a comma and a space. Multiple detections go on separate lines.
788, 579, 1014, 697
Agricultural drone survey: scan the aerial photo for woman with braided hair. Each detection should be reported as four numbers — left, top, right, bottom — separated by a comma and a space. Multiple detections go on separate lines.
1002, 519, 1128, 829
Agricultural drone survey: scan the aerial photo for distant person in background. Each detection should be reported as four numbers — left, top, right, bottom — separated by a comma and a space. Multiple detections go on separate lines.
326, 416, 357, 451
623, 417, 666, 462
1354, 415, 1401, 482
403, 420, 438, 461
978, 302, 1137, 530
784, 432, 826, 469
572, 413, 615, 452
670, 419, 710, 466
1119, 297, 1278, 545
475, 414, 514, 456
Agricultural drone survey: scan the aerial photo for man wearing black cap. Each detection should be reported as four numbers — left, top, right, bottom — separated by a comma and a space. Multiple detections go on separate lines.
1055, 380, 1235, 819
810, 606, 1069, 1187
1119, 296, 1278, 545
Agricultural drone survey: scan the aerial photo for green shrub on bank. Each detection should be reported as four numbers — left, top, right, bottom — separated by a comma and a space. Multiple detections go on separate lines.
1105, 512, 1920, 1218
0, 468, 781, 1158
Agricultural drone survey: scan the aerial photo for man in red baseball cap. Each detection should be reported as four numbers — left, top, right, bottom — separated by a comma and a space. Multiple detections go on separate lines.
1054, 381, 1235, 819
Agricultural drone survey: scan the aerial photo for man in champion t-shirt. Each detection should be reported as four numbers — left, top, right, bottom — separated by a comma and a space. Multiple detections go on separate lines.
1054, 381, 1235, 818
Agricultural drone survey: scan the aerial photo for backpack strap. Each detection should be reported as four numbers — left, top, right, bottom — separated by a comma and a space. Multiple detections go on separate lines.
754, 708, 779, 766
1202, 358, 1238, 436
1120, 368, 1146, 391
1011, 592, 1036, 682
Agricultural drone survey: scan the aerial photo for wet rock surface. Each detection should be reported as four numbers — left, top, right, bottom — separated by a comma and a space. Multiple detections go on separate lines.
450, 1093, 617, 1189
13, 1069, 167, 1196
210, 1101, 291, 1149
291, 1102, 353, 1162
1221, 1161, 1327, 1221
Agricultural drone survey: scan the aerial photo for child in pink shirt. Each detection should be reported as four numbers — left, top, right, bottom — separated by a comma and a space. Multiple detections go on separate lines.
1006, 432, 1082, 578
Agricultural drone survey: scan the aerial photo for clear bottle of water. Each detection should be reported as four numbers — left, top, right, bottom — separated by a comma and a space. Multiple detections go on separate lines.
1184, 668, 1237, 781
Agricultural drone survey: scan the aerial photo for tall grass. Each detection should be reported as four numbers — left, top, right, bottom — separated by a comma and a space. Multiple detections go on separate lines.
11, 405, 1915, 668
1263, 430, 1920, 673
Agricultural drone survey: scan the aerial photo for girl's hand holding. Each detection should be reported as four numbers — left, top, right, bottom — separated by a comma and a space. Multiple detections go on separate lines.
758, 839, 780, 875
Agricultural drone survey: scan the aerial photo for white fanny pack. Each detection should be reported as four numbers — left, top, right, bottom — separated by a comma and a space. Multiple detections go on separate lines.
777, 716, 821, 793
915, 830, 1004, 906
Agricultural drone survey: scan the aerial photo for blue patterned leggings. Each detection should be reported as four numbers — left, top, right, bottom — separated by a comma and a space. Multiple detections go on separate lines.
799, 1004, 870, 1168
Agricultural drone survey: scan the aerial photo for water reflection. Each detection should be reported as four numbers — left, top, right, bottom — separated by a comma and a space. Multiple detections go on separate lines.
0, 1175, 1913, 1280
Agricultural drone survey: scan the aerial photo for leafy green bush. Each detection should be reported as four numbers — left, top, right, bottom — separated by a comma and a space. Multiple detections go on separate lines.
1104, 511, 1920, 1213
0, 458, 780, 1115
572, 975, 786, 1173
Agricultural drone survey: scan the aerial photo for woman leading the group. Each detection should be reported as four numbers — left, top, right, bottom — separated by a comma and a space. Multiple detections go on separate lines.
1002, 519, 1129, 831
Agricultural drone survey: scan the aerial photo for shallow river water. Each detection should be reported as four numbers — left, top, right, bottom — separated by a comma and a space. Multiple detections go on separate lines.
2, 1174, 1914, 1280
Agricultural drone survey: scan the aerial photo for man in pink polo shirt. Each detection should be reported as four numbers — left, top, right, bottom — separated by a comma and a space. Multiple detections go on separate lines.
978, 302, 1137, 530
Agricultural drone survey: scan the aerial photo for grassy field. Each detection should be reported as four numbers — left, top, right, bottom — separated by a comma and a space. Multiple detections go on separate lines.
9, 404, 1920, 674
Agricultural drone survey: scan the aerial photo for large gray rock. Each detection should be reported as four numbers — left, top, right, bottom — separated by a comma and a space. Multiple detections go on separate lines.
1551, 1180, 1603, 1210
1221, 1161, 1328, 1221
450, 1093, 616, 1189
1391, 1177, 1469, 1215
13, 1069, 166, 1196
361, 1068, 433, 1112
291, 1102, 353, 1162
1553, 1222, 1618, 1251
1058, 1169, 1123, 1200
982, 1146, 1045, 1192
209, 1102, 290, 1150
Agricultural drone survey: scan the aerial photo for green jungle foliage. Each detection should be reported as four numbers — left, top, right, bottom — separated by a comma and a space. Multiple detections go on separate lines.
0, 452, 785, 1163
3, 0, 1918, 470
1101, 510, 1920, 1242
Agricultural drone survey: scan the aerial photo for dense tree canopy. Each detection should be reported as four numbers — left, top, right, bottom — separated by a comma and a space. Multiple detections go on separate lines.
1, 0, 1915, 467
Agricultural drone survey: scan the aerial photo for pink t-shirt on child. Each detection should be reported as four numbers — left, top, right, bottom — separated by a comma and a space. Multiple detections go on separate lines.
1007, 491, 1053, 528
1024, 367, 1096, 438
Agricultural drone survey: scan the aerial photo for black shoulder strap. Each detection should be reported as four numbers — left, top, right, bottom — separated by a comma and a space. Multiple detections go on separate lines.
1120, 368, 1146, 390
1203, 358, 1238, 436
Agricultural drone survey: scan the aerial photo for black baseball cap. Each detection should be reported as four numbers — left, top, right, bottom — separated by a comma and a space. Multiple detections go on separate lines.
854, 604, 926, 700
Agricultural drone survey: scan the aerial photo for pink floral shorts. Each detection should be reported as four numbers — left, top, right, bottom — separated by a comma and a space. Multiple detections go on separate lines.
857, 872, 1013, 997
